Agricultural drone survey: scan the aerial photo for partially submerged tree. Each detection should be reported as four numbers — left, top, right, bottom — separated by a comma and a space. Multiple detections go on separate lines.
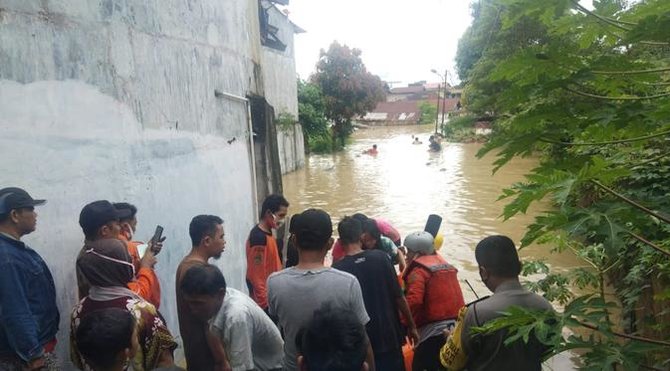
297, 79, 329, 153
312, 41, 386, 149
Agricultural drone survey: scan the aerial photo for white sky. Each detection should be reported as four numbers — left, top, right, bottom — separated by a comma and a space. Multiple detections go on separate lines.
282, 0, 474, 87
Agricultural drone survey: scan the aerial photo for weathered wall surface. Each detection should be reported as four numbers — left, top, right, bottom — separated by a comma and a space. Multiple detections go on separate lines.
0, 0, 265, 366
260, 4, 305, 174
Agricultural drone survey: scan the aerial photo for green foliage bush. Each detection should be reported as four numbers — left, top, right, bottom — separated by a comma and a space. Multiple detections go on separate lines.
456, 0, 670, 368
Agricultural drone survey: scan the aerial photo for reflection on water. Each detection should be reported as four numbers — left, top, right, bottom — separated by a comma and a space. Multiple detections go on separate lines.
283, 125, 578, 302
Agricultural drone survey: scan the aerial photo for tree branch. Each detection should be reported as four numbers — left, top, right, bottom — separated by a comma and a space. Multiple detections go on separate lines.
539, 129, 670, 146
577, 320, 670, 347
591, 180, 670, 225
591, 67, 670, 75
634, 151, 670, 166
569, 0, 669, 46
570, 0, 631, 31
639, 40, 670, 46
564, 87, 670, 100
627, 232, 670, 258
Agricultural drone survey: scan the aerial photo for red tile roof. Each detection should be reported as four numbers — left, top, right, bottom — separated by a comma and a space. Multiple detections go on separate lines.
361, 101, 420, 122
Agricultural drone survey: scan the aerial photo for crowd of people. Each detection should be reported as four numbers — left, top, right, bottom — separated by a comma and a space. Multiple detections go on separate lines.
0, 186, 554, 371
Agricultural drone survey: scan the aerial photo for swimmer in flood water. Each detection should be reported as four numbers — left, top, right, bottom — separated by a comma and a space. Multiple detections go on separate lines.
363, 144, 378, 155
413, 137, 423, 145
429, 136, 441, 152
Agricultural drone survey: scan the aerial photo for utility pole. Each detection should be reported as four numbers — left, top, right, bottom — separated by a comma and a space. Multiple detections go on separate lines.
435, 83, 441, 134
431, 69, 446, 134
441, 70, 448, 128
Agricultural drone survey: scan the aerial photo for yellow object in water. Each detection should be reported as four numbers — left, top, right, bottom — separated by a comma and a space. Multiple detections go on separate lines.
434, 232, 444, 251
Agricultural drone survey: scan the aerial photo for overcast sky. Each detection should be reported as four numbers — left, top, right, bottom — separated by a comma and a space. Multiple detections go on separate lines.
283, 0, 474, 87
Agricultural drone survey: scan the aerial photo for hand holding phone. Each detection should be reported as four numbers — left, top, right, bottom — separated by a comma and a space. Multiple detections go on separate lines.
149, 225, 165, 255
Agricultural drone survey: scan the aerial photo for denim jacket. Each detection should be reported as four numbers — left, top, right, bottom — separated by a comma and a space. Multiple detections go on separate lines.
0, 233, 59, 362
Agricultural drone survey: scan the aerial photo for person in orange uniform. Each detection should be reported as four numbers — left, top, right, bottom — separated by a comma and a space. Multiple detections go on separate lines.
402, 231, 465, 371
113, 203, 163, 308
246, 194, 289, 312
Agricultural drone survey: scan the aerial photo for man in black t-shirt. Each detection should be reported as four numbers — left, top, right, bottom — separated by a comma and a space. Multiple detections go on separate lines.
333, 216, 419, 371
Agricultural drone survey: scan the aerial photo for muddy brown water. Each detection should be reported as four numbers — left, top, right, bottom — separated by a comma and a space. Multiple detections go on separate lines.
283, 124, 579, 369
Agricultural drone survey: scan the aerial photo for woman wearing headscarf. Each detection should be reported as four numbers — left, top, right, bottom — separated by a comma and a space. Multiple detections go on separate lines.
70, 238, 177, 371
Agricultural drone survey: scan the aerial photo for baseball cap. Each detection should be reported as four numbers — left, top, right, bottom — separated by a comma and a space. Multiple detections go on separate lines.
79, 200, 133, 234
0, 187, 47, 215
291, 208, 333, 248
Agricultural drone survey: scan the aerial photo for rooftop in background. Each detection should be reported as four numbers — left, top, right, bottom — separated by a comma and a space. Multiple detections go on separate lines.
360, 100, 420, 124
388, 81, 454, 95
389, 86, 425, 95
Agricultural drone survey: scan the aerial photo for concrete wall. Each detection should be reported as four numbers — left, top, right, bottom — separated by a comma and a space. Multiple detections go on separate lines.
0, 0, 268, 366
260, 3, 305, 174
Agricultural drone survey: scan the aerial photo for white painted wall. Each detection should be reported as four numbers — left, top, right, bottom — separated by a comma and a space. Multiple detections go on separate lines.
261, 4, 305, 174
0, 0, 266, 366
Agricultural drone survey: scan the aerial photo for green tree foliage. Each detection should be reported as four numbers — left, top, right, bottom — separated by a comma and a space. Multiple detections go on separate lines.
457, 0, 670, 369
297, 79, 331, 153
418, 101, 437, 124
312, 41, 386, 149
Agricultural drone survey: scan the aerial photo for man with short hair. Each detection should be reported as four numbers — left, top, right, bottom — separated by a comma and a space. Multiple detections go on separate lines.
403, 231, 465, 371
246, 194, 289, 311
114, 202, 162, 308
333, 216, 418, 371
180, 264, 283, 371
74, 308, 139, 371
76, 200, 156, 299
297, 303, 370, 371
0, 187, 59, 371
176, 215, 228, 371
267, 209, 375, 371
440, 235, 554, 371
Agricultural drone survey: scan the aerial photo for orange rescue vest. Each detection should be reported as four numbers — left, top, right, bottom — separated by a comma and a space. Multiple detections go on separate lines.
407, 254, 465, 327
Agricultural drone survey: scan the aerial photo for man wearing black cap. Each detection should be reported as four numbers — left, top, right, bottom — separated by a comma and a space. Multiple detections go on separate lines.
76, 200, 157, 299
267, 209, 375, 371
0, 187, 59, 370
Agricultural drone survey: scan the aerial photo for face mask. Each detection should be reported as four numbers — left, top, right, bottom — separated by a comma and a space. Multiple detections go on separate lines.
272, 213, 285, 229
85, 248, 136, 278
121, 223, 133, 240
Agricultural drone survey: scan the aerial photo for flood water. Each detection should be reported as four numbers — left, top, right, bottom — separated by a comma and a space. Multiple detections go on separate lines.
283, 124, 578, 369
283, 124, 578, 301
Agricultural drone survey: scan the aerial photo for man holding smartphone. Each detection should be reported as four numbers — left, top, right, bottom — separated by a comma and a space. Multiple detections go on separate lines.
114, 202, 164, 308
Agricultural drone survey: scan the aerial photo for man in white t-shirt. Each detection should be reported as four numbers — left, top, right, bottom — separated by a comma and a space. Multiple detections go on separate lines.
267, 209, 375, 371
180, 264, 283, 371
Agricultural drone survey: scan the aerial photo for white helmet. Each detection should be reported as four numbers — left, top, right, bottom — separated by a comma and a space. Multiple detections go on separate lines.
404, 231, 435, 255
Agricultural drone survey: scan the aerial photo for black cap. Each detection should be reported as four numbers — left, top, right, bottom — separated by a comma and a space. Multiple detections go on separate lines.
291, 208, 333, 248
0, 187, 47, 215
79, 200, 133, 234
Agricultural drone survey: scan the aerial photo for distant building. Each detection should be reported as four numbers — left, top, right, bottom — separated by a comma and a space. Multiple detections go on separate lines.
387, 85, 427, 102
360, 79, 461, 126
360, 101, 420, 126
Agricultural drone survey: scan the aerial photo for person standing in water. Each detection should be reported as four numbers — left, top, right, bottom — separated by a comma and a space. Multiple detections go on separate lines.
363, 144, 378, 155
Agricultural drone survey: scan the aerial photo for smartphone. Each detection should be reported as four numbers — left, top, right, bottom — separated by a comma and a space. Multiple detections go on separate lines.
151, 225, 164, 243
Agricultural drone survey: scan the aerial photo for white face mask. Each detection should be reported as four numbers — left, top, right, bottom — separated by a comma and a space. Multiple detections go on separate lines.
121, 223, 133, 240
273, 213, 286, 229
85, 248, 136, 278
